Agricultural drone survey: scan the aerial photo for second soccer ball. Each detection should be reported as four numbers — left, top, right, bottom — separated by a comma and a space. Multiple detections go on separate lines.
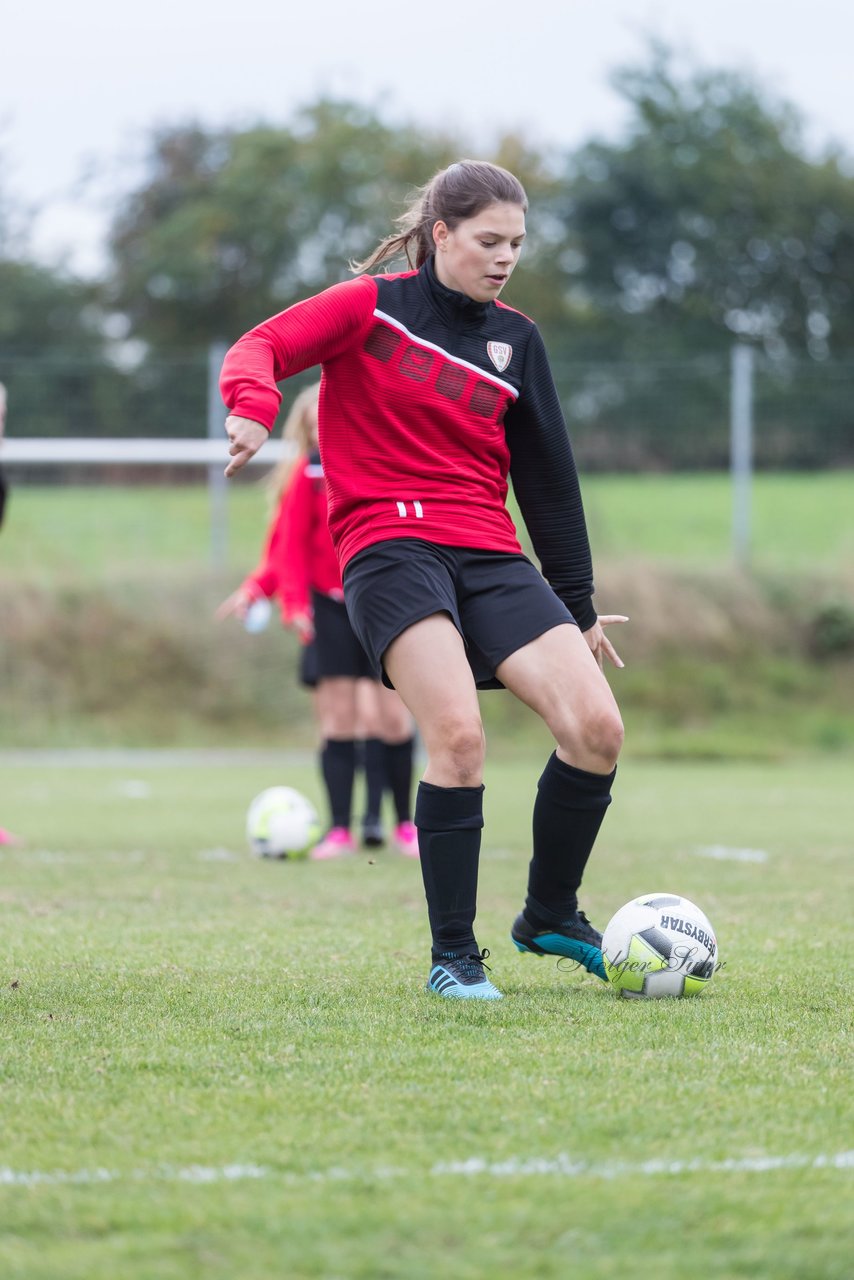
246, 786, 321, 859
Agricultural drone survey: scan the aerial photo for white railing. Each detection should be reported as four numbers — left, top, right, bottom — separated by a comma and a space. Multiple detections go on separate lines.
2, 438, 291, 465
1, 436, 295, 566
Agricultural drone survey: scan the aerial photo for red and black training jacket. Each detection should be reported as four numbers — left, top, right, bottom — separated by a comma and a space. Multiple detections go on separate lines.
221, 255, 597, 629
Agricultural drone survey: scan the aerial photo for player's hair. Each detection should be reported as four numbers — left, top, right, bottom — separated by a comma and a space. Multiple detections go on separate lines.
352, 160, 528, 273
265, 381, 321, 506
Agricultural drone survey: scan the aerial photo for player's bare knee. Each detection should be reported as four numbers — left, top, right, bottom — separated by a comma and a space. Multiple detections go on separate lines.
555, 706, 623, 770
432, 716, 485, 785
323, 711, 357, 738
358, 710, 381, 738
586, 708, 624, 768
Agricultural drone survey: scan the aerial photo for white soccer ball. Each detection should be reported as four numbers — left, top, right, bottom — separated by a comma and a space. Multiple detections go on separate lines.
602, 892, 718, 999
246, 786, 321, 859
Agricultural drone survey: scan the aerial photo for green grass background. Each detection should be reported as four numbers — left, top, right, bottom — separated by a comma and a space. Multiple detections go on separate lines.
2, 471, 853, 580
1, 755, 852, 1279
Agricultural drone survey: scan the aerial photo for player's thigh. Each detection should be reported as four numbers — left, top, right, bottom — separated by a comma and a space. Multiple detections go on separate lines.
383, 615, 482, 762
496, 623, 623, 754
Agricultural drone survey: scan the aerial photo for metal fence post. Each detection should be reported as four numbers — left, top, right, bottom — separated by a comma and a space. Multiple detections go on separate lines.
207, 342, 229, 569
731, 343, 754, 567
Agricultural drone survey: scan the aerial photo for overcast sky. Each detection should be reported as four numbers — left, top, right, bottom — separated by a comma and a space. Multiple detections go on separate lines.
3, 0, 851, 274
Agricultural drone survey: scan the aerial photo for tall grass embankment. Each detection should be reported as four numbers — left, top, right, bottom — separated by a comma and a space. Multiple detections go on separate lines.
2, 562, 852, 758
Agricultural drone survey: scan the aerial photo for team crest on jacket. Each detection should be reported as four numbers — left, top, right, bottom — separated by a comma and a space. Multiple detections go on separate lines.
486, 341, 512, 373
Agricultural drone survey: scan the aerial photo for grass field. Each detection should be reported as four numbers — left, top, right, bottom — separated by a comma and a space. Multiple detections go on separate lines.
2, 471, 853, 580
1, 753, 851, 1279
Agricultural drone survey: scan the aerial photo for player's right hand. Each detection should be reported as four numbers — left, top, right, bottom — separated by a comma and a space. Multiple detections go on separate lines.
288, 611, 315, 644
224, 416, 268, 477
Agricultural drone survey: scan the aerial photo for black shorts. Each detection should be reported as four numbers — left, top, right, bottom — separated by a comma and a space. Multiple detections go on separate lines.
342, 540, 574, 689
298, 640, 319, 689
311, 591, 377, 681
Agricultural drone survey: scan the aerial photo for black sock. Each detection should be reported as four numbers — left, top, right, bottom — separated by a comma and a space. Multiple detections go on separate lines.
524, 752, 615, 927
414, 781, 484, 959
320, 738, 357, 830
362, 738, 386, 825
385, 737, 415, 823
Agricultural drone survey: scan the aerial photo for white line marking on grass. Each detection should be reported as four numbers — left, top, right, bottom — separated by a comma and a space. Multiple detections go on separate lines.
0, 1164, 267, 1188
114, 780, 152, 799
432, 1151, 854, 1177
14, 850, 85, 864
0, 749, 315, 768
171, 1164, 268, 1183
7, 849, 150, 865
694, 844, 769, 863
1, 1151, 850, 1189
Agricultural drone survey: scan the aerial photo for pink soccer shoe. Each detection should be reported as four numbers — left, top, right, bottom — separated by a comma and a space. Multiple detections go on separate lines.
0, 827, 23, 847
310, 827, 358, 861
393, 821, 419, 859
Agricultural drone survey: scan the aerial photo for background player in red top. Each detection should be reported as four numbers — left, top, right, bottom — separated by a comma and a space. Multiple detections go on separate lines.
218, 383, 417, 859
221, 160, 627, 1000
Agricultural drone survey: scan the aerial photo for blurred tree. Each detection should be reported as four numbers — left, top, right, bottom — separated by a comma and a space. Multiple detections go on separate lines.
0, 250, 128, 440
0, 259, 98, 356
0, 147, 132, 440
549, 42, 854, 466
0, 153, 25, 260
105, 101, 464, 349
562, 42, 854, 362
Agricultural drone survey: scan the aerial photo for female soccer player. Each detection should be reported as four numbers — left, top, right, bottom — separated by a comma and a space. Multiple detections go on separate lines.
221, 159, 626, 999
218, 383, 418, 859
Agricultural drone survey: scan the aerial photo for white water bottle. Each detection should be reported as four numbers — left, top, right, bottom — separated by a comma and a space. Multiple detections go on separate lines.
244, 597, 272, 634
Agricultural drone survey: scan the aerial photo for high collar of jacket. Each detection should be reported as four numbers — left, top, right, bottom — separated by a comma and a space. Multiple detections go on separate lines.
419, 254, 490, 324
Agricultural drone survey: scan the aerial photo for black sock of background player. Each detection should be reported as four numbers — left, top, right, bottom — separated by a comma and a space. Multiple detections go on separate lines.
524, 752, 616, 926
362, 738, 385, 825
320, 738, 357, 830
415, 781, 484, 959
385, 737, 415, 823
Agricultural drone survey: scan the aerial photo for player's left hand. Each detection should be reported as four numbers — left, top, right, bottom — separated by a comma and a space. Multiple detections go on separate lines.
224, 416, 269, 477
583, 614, 629, 670
215, 585, 254, 621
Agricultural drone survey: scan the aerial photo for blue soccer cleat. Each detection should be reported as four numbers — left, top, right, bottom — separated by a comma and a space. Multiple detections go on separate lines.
511, 910, 607, 981
426, 949, 503, 1000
